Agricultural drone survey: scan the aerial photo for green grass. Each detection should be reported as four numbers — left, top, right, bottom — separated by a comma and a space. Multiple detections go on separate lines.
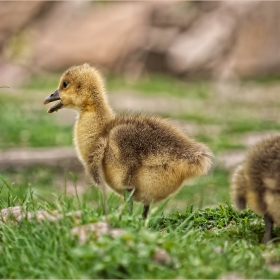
0, 166, 229, 213
0, 166, 70, 201
1, 74, 280, 278
23, 74, 60, 91
242, 74, 280, 85
0, 92, 72, 149
107, 74, 212, 99
226, 119, 280, 134
0, 178, 280, 279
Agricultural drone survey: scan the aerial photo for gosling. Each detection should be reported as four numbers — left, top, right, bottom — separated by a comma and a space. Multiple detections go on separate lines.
44, 63, 213, 218
230, 135, 280, 243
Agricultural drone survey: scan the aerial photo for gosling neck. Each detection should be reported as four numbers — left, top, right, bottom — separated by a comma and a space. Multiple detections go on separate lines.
77, 101, 114, 134
74, 101, 114, 165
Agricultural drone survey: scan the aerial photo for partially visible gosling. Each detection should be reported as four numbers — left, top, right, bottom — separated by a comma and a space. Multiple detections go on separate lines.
230, 135, 280, 243
44, 63, 213, 218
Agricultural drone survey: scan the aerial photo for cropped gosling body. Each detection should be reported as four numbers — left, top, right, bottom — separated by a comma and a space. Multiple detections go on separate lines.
230, 135, 280, 243
44, 63, 213, 218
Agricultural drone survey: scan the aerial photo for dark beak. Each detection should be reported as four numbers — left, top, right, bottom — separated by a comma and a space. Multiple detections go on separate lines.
44, 89, 63, 113
44, 89, 60, 104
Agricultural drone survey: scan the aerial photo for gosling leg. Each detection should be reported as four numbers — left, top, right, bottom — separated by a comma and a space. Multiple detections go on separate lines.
263, 214, 274, 244
142, 205, 150, 219
124, 189, 134, 215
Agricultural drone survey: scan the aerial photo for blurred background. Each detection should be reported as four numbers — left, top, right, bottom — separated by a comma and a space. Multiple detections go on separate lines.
1, 0, 280, 212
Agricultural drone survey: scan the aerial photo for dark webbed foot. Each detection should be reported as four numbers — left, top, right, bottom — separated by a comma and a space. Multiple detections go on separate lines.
124, 189, 134, 215
263, 214, 274, 244
142, 205, 150, 219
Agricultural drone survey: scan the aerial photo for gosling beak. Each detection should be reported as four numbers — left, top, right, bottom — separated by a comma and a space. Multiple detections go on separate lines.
44, 89, 63, 113
44, 89, 60, 104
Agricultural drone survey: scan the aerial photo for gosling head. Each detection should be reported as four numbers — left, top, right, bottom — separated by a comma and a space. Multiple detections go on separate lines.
44, 63, 106, 113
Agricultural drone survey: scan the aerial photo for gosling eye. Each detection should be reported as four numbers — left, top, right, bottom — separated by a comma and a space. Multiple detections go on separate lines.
62, 81, 68, 88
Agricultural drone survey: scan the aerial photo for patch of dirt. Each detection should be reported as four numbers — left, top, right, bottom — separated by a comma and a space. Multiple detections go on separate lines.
240, 131, 280, 147
0, 147, 82, 171
216, 150, 245, 170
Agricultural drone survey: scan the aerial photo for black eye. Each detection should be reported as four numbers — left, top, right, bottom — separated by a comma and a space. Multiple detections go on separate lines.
62, 81, 68, 88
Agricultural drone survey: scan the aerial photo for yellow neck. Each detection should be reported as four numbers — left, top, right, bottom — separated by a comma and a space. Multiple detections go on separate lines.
74, 105, 114, 165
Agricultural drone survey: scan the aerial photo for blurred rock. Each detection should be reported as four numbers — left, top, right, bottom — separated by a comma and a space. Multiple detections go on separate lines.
1, 1, 280, 80
17, 209, 82, 223
0, 61, 31, 87
152, 248, 171, 265
0, 1, 48, 49
193, 1, 221, 13
150, 2, 198, 29
71, 222, 127, 244
0, 1, 50, 85
167, 6, 236, 75
1, 206, 25, 222
219, 272, 245, 280
222, 1, 280, 78
144, 27, 179, 73
31, 2, 151, 71
1, 206, 83, 224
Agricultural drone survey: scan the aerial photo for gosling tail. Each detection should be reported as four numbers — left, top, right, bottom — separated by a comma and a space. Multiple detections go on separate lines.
182, 143, 213, 178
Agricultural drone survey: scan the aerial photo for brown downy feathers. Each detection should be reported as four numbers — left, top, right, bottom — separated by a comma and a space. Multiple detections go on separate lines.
44, 63, 213, 216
